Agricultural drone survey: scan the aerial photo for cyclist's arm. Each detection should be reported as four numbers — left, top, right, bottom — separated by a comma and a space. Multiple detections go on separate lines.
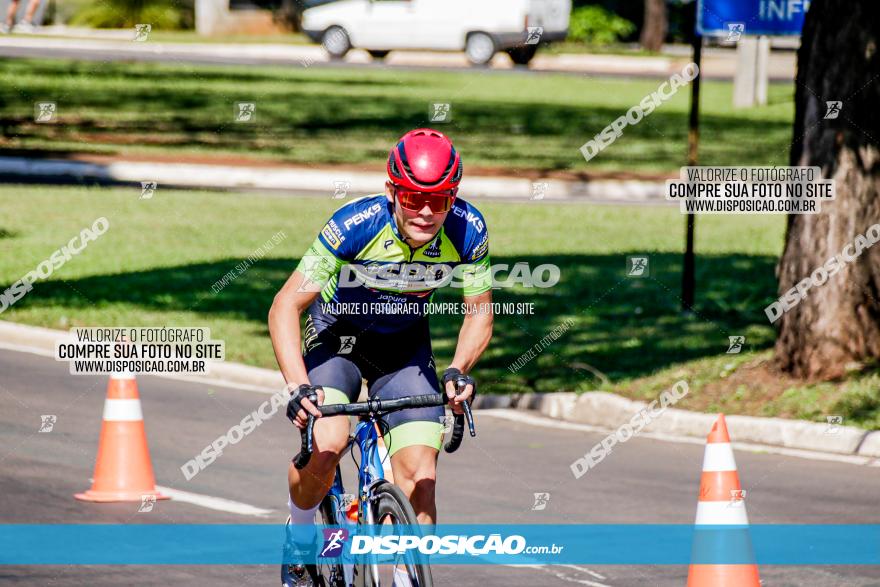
268, 270, 320, 388
451, 289, 493, 373
269, 237, 344, 389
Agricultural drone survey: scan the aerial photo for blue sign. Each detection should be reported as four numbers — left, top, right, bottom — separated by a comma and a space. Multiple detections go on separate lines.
697, 0, 811, 37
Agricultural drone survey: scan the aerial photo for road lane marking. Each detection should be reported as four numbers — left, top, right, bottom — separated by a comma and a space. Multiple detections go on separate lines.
503, 564, 612, 586
560, 565, 607, 580
480, 410, 880, 467
154, 485, 274, 517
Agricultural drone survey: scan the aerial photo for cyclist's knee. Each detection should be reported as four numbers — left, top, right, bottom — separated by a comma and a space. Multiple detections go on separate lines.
391, 445, 437, 488
307, 419, 349, 468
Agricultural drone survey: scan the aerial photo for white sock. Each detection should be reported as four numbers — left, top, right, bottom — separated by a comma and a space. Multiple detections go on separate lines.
393, 567, 413, 587
288, 496, 320, 525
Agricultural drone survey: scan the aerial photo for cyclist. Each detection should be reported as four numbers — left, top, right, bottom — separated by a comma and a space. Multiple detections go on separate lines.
269, 128, 493, 585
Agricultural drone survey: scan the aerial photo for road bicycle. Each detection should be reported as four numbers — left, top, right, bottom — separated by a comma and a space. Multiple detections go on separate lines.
283, 383, 475, 587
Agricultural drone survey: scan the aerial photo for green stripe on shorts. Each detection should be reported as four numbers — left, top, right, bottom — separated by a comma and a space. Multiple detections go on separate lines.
321, 387, 350, 406
383, 421, 444, 457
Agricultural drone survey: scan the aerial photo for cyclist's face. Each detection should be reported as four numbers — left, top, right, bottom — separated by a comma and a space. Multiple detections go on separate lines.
387, 182, 452, 246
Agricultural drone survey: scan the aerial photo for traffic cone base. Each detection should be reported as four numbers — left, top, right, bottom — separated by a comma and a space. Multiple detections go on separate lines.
687, 564, 761, 587
75, 489, 169, 502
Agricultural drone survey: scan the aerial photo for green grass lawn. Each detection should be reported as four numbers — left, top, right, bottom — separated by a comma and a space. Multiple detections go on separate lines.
1, 185, 876, 428
0, 58, 794, 174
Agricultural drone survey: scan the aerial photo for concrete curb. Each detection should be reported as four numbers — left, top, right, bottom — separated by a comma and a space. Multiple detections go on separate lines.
2, 320, 877, 458
469, 388, 879, 459
0, 156, 668, 204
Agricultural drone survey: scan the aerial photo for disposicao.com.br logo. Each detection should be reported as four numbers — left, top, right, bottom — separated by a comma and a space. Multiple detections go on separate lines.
321, 528, 349, 557
346, 532, 563, 557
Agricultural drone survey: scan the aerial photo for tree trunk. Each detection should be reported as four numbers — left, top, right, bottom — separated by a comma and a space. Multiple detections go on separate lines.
639, 0, 667, 52
774, 0, 880, 379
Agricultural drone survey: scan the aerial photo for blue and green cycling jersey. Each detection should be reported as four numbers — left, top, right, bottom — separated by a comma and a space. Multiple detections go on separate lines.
295, 194, 491, 333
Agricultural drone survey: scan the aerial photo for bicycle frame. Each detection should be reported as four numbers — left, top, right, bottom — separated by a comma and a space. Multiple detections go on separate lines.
323, 415, 388, 586
294, 388, 473, 586
328, 416, 387, 517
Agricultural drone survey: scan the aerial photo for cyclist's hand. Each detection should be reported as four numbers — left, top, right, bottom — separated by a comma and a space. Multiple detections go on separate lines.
442, 367, 475, 415
286, 384, 324, 429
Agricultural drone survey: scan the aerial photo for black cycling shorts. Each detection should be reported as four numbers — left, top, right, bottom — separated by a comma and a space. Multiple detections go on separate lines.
302, 310, 445, 456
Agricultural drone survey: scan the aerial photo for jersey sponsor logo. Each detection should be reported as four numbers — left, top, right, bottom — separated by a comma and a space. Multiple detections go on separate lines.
343, 203, 382, 230
452, 206, 485, 233
321, 220, 346, 250
321, 226, 341, 249
384, 239, 394, 250
424, 237, 441, 258
302, 315, 321, 353
377, 292, 407, 303
471, 233, 489, 261
329, 219, 345, 239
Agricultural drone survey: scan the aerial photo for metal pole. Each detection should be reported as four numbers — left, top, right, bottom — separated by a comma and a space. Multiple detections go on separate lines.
682, 31, 702, 311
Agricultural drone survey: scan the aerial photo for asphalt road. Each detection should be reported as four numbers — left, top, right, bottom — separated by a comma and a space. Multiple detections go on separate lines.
1, 347, 878, 586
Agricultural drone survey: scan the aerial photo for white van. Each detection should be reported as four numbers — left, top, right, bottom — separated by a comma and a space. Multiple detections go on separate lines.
301, 0, 570, 66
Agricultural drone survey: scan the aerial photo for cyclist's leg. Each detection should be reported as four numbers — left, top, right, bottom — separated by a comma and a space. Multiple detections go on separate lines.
289, 327, 364, 512
369, 342, 444, 524
287, 394, 351, 509
284, 341, 362, 586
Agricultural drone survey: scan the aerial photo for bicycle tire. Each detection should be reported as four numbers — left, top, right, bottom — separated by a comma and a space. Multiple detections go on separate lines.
364, 480, 433, 587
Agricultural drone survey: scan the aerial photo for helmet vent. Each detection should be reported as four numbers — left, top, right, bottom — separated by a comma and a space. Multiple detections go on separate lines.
451, 160, 463, 184
388, 153, 403, 178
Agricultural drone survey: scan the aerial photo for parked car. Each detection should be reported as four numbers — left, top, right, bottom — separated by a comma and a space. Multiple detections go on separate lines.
300, 0, 570, 66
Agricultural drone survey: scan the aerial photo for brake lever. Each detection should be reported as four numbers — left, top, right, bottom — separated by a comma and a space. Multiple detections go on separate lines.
305, 414, 315, 452
461, 400, 476, 437
454, 378, 476, 437
293, 413, 316, 470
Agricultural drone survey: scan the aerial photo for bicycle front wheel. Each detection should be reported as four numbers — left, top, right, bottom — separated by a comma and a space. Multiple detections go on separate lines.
365, 480, 433, 587
315, 495, 347, 587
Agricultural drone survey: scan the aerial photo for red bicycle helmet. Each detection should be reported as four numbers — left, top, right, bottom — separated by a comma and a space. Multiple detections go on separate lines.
387, 128, 462, 192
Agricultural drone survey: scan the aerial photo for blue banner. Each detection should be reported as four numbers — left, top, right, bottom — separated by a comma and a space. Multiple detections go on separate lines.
1, 524, 878, 565
697, 0, 811, 37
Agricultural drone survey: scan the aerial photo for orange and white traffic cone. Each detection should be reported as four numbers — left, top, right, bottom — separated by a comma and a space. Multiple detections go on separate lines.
686, 414, 760, 587
75, 373, 169, 502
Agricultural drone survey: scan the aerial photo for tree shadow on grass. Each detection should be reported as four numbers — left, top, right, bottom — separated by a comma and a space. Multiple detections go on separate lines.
11, 252, 779, 393
0, 59, 793, 171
